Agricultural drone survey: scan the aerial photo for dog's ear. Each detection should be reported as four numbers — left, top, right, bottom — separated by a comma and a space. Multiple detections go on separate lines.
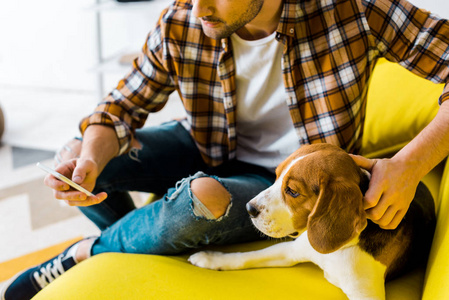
307, 179, 367, 254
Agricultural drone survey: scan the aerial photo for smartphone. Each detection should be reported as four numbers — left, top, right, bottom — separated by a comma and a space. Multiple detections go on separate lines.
36, 162, 95, 197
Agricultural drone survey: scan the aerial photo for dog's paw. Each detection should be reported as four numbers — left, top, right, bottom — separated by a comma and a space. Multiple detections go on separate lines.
188, 251, 232, 270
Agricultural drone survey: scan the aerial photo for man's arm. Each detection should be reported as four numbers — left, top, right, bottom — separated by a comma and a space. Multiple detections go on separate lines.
77, 125, 120, 175
352, 100, 449, 229
45, 125, 119, 206
351, 0, 449, 229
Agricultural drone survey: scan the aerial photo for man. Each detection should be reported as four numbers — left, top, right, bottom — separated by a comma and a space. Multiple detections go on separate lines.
2, 0, 449, 298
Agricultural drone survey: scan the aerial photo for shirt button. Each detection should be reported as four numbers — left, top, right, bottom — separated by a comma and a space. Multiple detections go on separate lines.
290, 28, 294, 34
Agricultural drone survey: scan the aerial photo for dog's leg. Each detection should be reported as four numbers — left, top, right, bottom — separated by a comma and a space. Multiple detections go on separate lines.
188, 241, 297, 270
188, 233, 321, 271
189, 233, 386, 300
320, 246, 387, 300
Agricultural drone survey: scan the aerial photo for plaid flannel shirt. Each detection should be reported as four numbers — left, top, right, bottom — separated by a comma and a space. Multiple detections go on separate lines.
80, 0, 449, 167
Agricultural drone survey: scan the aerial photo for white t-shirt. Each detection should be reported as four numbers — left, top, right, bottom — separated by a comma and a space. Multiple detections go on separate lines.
231, 32, 300, 171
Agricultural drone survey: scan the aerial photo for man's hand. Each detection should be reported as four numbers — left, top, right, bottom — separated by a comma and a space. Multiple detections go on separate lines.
350, 154, 420, 230
44, 158, 107, 207
44, 125, 119, 207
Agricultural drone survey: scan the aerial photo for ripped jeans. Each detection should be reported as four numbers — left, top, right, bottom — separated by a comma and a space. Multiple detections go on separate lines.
79, 121, 276, 256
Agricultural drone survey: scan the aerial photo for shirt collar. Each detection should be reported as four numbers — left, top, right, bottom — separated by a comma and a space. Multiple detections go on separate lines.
276, 0, 300, 38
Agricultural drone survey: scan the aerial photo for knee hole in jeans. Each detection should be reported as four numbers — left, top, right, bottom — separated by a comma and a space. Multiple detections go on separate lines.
190, 177, 231, 219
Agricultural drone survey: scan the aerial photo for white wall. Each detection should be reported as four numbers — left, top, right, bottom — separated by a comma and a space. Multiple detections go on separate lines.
409, 0, 449, 18
0, 0, 97, 91
0, 0, 448, 95
0, 0, 171, 150
0, 0, 169, 94
97, 0, 171, 94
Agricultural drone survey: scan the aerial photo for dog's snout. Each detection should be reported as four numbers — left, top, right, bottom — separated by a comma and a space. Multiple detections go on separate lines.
246, 203, 260, 218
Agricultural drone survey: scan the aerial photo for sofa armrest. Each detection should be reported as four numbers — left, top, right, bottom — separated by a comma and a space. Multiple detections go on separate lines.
423, 159, 449, 300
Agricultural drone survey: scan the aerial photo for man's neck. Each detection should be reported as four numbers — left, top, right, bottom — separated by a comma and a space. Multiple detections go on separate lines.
236, 0, 284, 41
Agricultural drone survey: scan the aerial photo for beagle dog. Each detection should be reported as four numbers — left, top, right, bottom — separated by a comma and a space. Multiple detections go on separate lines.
189, 144, 436, 300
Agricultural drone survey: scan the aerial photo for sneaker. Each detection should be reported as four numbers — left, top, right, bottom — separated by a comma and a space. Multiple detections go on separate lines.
1, 242, 79, 300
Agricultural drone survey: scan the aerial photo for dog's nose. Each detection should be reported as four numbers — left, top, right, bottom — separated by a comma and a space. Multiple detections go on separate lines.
246, 203, 260, 218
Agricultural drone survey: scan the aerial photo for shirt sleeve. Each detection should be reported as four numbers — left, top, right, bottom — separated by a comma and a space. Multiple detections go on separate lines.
362, 0, 449, 103
79, 9, 176, 155
441, 84, 449, 104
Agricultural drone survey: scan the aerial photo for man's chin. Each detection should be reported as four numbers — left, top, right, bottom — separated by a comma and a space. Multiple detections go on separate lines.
201, 26, 232, 40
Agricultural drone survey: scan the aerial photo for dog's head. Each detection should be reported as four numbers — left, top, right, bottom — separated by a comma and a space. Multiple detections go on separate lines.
247, 144, 368, 254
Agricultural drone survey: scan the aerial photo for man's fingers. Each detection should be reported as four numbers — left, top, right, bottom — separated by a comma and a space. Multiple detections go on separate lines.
61, 192, 108, 207
54, 190, 88, 201
64, 199, 99, 207
72, 170, 85, 185
363, 182, 383, 210
383, 210, 405, 230
71, 161, 88, 184
366, 201, 393, 222
44, 174, 69, 191
349, 154, 376, 172
368, 206, 405, 230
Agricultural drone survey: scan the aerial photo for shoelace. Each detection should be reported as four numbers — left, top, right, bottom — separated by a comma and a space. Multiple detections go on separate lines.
33, 254, 66, 289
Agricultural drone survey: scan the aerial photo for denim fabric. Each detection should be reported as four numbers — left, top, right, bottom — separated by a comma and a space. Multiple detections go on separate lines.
80, 121, 276, 256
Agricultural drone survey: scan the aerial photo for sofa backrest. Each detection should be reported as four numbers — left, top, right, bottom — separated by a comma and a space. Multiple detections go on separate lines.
361, 58, 443, 159
362, 58, 448, 299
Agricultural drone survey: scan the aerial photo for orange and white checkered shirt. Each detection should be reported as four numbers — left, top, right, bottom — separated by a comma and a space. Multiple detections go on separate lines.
80, 0, 449, 167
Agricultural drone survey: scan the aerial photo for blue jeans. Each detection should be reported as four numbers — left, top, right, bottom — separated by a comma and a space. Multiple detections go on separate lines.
79, 121, 276, 256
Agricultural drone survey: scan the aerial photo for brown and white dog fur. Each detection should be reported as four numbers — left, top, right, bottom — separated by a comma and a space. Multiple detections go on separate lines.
189, 144, 435, 300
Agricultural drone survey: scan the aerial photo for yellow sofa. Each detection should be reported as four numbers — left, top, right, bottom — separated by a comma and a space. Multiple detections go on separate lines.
32, 59, 448, 299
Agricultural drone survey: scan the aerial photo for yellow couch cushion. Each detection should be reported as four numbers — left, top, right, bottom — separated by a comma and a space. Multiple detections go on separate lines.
361, 59, 443, 158
32, 240, 426, 300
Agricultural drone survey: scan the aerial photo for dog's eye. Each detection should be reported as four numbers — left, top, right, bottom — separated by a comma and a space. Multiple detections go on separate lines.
286, 186, 300, 198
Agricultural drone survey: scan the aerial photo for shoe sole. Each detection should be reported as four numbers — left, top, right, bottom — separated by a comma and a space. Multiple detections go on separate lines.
0, 260, 49, 300
0, 269, 26, 300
